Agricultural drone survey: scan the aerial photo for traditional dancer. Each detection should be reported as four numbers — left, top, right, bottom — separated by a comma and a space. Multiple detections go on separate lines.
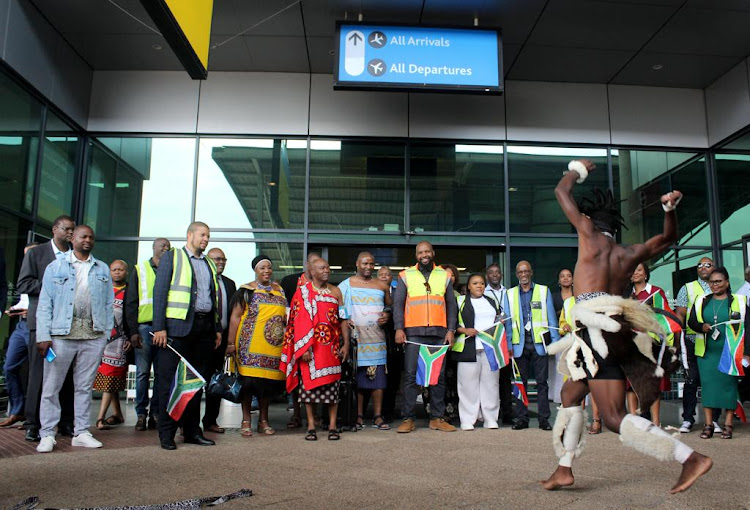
542, 159, 712, 494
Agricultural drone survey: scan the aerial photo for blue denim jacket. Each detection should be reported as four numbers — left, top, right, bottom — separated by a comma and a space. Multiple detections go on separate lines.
36, 253, 114, 342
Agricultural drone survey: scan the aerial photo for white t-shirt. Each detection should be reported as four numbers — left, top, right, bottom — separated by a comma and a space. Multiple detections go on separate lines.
471, 297, 496, 351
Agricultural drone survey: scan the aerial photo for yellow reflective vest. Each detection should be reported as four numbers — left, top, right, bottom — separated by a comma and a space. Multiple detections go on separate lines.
693, 293, 745, 358
559, 296, 575, 331
684, 280, 708, 338
135, 260, 156, 324
507, 284, 550, 345
166, 248, 220, 321
400, 265, 448, 328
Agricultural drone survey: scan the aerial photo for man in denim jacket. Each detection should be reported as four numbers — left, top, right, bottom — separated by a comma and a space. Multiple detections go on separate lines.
35, 225, 114, 453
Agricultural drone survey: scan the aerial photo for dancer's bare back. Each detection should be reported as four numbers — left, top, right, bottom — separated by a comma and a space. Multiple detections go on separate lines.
555, 160, 681, 295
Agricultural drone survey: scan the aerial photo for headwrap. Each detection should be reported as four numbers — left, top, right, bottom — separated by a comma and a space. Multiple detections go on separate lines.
252, 254, 272, 271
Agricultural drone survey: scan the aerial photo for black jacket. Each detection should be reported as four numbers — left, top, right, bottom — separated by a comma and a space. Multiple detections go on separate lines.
123, 257, 158, 337
17, 240, 64, 330
455, 294, 499, 362
218, 274, 237, 336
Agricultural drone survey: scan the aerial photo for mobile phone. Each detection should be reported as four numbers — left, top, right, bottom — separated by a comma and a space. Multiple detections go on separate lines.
45, 347, 57, 363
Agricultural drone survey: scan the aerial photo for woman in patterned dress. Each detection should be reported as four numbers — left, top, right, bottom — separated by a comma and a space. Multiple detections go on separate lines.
226, 255, 287, 437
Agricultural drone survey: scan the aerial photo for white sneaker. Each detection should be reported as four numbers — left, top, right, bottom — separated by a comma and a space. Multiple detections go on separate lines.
71, 432, 103, 448
713, 421, 722, 433
678, 421, 693, 433
460, 423, 475, 431
37, 436, 56, 453
484, 421, 499, 429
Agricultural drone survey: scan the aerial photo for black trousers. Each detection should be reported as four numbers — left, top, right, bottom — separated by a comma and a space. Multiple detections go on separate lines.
498, 364, 513, 423
24, 329, 74, 431
202, 330, 228, 428
514, 348, 550, 423
157, 315, 216, 440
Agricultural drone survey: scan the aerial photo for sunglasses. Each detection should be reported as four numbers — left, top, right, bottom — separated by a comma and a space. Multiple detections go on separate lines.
697, 263, 714, 269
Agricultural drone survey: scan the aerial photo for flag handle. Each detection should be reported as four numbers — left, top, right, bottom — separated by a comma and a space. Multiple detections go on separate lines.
150, 332, 207, 383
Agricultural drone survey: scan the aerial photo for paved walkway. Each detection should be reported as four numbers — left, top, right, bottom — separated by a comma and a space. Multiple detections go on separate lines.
1, 399, 748, 509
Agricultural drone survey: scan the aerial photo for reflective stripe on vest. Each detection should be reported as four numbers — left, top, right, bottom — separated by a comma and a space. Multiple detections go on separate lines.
693, 293, 745, 358
507, 284, 550, 345
166, 248, 220, 321
559, 296, 575, 328
135, 261, 156, 323
452, 296, 468, 352
685, 280, 708, 337
400, 265, 448, 328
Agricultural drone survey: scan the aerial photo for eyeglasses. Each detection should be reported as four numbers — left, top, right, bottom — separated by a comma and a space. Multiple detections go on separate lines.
697, 263, 714, 269
423, 282, 432, 293
708, 280, 726, 286
212, 257, 227, 262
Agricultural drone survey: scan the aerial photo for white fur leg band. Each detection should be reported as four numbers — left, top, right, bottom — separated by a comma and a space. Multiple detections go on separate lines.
662, 193, 682, 212
568, 160, 588, 183
553, 406, 587, 468
619, 414, 693, 463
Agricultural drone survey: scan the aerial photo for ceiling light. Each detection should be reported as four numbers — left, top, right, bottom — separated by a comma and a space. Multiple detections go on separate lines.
152, 44, 163, 51
652, 64, 663, 70
508, 187, 518, 192
267, 182, 276, 186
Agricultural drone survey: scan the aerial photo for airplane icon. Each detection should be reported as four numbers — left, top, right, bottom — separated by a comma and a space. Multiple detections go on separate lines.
367, 59, 386, 76
369, 31, 386, 48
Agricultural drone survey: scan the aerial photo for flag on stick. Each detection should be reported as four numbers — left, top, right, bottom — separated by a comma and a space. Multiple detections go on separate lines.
735, 400, 747, 423
511, 358, 528, 406
476, 321, 510, 372
416, 344, 449, 387
166, 345, 206, 421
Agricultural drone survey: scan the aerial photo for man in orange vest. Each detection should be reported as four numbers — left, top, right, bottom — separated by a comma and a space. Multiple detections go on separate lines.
393, 241, 458, 433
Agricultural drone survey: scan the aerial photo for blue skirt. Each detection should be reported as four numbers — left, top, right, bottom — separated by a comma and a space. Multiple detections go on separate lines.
356, 365, 387, 390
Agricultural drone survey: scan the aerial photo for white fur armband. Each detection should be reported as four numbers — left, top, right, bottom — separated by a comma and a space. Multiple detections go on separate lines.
661, 193, 682, 212
568, 160, 588, 183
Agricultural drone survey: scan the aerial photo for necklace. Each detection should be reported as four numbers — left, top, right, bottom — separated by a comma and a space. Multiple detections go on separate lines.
312, 283, 329, 294
255, 281, 272, 291
710, 297, 727, 325
355, 275, 374, 285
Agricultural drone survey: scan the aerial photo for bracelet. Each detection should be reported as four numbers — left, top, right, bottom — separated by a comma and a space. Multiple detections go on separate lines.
568, 160, 588, 183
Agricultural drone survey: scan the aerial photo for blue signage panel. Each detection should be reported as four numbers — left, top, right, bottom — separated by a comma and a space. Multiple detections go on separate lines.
334, 23, 503, 93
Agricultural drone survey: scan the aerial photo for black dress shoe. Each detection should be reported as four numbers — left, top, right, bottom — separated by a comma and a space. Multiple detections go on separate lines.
135, 416, 147, 431
160, 438, 177, 450
25, 428, 41, 442
511, 421, 529, 430
538, 420, 553, 431
57, 424, 74, 437
184, 434, 215, 446
147, 415, 157, 430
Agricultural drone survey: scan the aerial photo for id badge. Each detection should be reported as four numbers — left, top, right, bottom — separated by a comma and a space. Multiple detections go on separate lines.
531, 301, 542, 310
711, 328, 720, 341
524, 321, 532, 332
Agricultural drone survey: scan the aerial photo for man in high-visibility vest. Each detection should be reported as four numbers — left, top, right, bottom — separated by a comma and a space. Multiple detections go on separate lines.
674, 257, 717, 434
393, 241, 458, 433
507, 260, 560, 431
543, 159, 711, 494
124, 237, 170, 432
152, 222, 222, 450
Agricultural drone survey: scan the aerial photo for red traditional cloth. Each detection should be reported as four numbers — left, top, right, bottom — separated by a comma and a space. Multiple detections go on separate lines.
280, 282, 343, 393
630, 284, 675, 392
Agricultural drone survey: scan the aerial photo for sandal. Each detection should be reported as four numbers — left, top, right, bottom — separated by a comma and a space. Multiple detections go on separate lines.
328, 429, 340, 441
257, 420, 276, 435
720, 424, 733, 439
305, 429, 317, 441
372, 414, 391, 430
355, 414, 364, 430
240, 420, 253, 437
96, 419, 111, 431
699, 424, 714, 439
588, 418, 602, 435
104, 415, 124, 426
286, 416, 302, 429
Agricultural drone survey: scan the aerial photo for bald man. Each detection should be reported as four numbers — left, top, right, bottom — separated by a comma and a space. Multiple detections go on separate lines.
506, 260, 560, 430
393, 241, 458, 433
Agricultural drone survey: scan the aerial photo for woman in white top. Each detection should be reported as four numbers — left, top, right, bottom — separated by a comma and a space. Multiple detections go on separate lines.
454, 273, 502, 430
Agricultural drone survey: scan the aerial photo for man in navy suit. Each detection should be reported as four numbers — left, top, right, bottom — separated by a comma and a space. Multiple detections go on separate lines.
152, 222, 222, 450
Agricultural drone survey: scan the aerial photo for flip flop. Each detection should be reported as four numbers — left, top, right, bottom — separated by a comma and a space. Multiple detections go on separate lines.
372, 414, 391, 430
96, 419, 111, 430
305, 429, 317, 441
240, 420, 253, 438
257, 420, 276, 435
104, 415, 124, 426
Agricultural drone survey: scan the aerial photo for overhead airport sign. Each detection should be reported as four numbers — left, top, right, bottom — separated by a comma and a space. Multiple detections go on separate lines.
334, 23, 502, 93
140, 0, 213, 79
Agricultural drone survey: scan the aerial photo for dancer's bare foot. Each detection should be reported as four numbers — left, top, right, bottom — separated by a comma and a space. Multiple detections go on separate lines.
669, 452, 712, 494
541, 466, 575, 490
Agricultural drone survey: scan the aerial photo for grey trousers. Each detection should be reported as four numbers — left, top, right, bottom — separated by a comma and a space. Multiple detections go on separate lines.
40, 336, 107, 438
402, 336, 447, 419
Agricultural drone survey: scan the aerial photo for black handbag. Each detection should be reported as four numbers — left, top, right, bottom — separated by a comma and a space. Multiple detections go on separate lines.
207, 356, 243, 404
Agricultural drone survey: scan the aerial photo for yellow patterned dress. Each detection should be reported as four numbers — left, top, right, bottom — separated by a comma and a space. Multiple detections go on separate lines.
234, 284, 287, 396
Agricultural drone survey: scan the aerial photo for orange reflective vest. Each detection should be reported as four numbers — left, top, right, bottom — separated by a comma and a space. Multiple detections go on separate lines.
400, 265, 449, 328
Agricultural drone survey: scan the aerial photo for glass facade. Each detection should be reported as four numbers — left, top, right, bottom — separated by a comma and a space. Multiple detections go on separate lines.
2, 64, 750, 351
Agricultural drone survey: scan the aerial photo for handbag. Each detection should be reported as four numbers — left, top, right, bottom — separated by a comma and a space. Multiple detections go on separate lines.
207, 356, 243, 404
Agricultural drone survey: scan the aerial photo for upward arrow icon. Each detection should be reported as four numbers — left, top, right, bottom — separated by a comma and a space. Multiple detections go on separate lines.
348, 33, 363, 45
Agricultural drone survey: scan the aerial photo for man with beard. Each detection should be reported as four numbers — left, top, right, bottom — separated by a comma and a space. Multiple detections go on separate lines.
35, 225, 114, 452
393, 241, 458, 433
542, 159, 711, 494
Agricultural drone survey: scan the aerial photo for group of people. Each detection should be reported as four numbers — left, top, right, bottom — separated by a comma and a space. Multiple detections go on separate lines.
1, 159, 748, 496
